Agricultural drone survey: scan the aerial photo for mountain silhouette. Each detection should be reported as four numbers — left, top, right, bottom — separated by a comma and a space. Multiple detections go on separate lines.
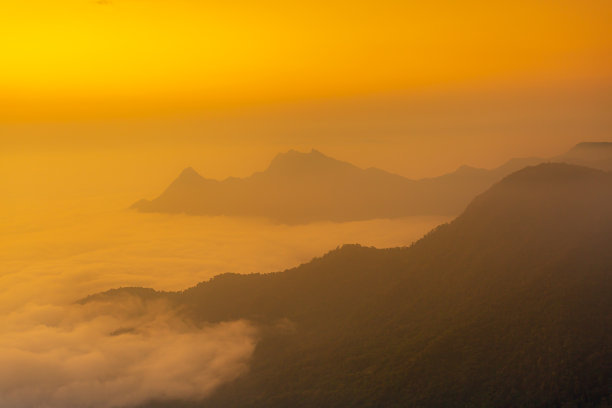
132, 148, 418, 222
131, 143, 612, 223
106, 163, 612, 407
556, 142, 612, 171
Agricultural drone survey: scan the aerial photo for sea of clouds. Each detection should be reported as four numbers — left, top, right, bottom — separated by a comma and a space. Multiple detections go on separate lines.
0, 207, 447, 407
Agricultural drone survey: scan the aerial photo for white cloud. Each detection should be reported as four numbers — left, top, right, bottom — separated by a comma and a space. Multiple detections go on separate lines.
0, 206, 446, 407
0, 297, 257, 408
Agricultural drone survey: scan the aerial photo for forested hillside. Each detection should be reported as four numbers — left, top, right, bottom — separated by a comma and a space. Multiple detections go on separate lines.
106, 163, 612, 407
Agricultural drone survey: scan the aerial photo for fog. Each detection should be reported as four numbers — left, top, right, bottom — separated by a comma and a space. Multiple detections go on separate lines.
0, 139, 451, 406
0, 296, 257, 408
1, 0, 609, 403
0, 200, 448, 407
1, 207, 448, 308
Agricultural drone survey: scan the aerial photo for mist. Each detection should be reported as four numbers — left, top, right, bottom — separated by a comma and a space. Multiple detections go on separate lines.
2, 0, 610, 404
0, 191, 447, 407
0, 296, 257, 408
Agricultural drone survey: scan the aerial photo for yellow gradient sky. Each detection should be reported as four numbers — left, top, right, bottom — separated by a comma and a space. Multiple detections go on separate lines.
1, 0, 611, 120
2, 0, 612, 213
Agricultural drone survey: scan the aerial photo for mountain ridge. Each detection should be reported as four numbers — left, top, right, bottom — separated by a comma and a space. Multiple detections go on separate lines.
102, 163, 612, 407
132, 142, 612, 223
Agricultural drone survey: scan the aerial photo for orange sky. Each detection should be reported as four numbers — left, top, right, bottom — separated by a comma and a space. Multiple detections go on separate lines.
1, 0, 611, 120
2, 0, 612, 211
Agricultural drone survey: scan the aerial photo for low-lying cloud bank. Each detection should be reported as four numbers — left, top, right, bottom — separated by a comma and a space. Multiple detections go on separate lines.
0, 296, 257, 408
0, 208, 447, 407
1, 210, 448, 311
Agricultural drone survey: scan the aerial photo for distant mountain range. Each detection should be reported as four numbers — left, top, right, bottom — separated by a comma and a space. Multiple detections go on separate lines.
96, 163, 612, 407
131, 142, 612, 223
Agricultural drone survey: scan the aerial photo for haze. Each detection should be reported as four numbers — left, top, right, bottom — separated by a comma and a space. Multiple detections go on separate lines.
1, 0, 612, 407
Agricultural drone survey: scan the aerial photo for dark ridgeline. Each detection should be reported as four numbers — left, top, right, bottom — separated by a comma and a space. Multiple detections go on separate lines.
131, 142, 612, 223
560, 142, 612, 169
100, 163, 612, 407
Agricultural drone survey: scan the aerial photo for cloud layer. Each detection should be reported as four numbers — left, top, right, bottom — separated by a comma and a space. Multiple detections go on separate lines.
0, 206, 446, 407
1, 209, 447, 310
0, 296, 257, 408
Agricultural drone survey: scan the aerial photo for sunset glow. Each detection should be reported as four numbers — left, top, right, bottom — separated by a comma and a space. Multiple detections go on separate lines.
2, 2, 612, 407
2, 0, 611, 120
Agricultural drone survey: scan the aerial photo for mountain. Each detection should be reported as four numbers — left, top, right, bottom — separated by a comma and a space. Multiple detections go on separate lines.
131, 143, 612, 223
557, 142, 612, 171
106, 163, 612, 407
132, 149, 420, 223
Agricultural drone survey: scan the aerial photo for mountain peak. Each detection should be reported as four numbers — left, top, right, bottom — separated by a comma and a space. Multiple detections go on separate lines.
273, 148, 325, 160
266, 149, 356, 175
178, 166, 201, 178
458, 163, 612, 231
572, 141, 612, 150
498, 162, 605, 185
163, 166, 208, 192
562, 142, 612, 162
454, 164, 486, 174
170, 166, 206, 185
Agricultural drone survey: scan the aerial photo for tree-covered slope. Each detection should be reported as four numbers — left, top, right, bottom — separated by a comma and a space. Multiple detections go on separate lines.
123, 163, 612, 407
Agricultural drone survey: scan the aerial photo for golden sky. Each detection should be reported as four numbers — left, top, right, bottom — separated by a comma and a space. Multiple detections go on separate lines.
2, 0, 611, 120
2, 0, 612, 212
